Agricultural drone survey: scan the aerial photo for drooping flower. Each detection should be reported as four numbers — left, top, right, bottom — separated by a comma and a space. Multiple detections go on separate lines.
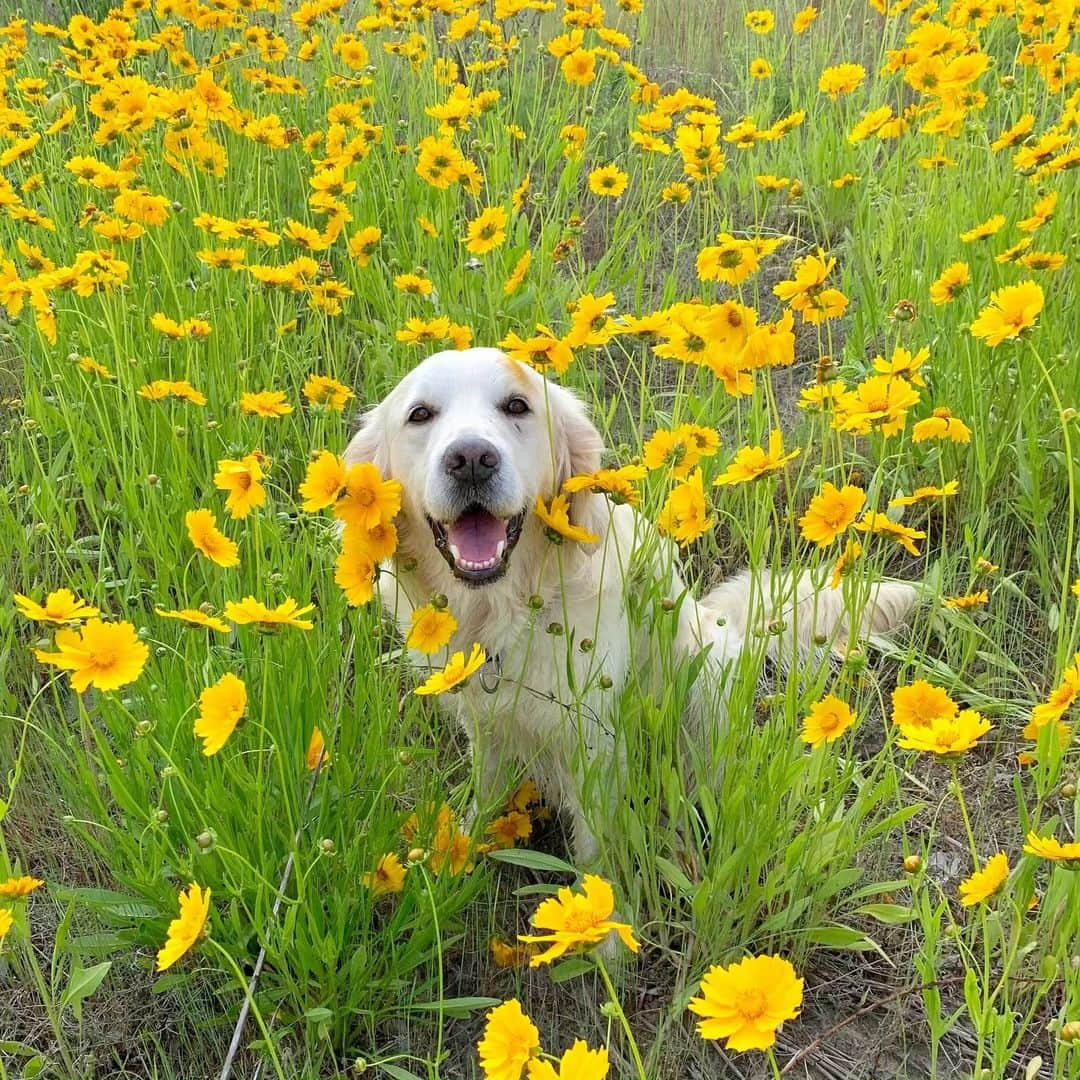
959, 215, 1005, 243
798, 483, 865, 546
213, 454, 266, 519
154, 608, 231, 633
34, 619, 149, 693
714, 430, 800, 486
688, 954, 804, 1051
959, 853, 1009, 906
896, 710, 992, 755
518, 875, 638, 965
0, 875, 44, 900
526, 1041, 609, 1080
801, 694, 857, 747
929, 261, 970, 305
0, 908, 12, 946
944, 591, 990, 610
303, 374, 354, 410
156, 883, 211, 972
14, 589, 99, 623
186, 509, 240, 568
1023, 832, 1080, 864
888, 481, 960, 507
407, 604, 458, 654
224, 597, 315, 631
853, 512, 926, 557
362, 854, 406, 897
193, 673, 247, 756
912, 408, 972, 443
414, 644, 486, 695
306, 726, 330, 770
658, 469, 714, 546
534, 494, 599, 545
478, 999, 540, 1080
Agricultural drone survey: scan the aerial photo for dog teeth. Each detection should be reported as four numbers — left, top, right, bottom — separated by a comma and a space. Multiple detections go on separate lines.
449, 543, 462, 563
495, 540, 506, 559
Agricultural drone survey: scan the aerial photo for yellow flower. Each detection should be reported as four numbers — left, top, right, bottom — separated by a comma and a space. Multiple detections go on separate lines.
688, 954, 804, 1051
801, 694, 857, 747
518, 874, 638, 965
503, 251, 531, 295
335, 543, 377, 607
969, 281, 1044, 347
853, 512, 926, 557
156, 883, 211, 972
239, 389, 293, 418
818, 63, 865, 99
333, 464, 401, 533
0, 875, 44, 899
658, 468, 714, 547
563, 465, 647, 506
749, 58, 772, 79
534, 494, 600, 545
478, 999, 540, 1080
213, 454, 266, 519
892, 681, 958, 728
490, 937, 537, 969
714, 430, 800, 486
561, 48, 597, 86
186, 509, 239, 568
362, 854, 406, 897
912, 407, 972, 444
393, 272, 433, 296
588, 164, 628, 198
944, 591, 989, 610
154, 608, 231, 633
959, 853, 1009, 906
888, 481, 960, 507
225, 596, 315, 631
929, 261, 970, 305
300, 451, 349, 511
662, 182, 691, 203
14, 589, 100, 623
829, 539, 862, 589
306, 726, 330, 770
0, 907, 12, 946
347, 225, 381, 266
798, 483, 865, 546
526, 1041, 609, 1080
500, 327, 575, 374
697, 234, 761, 285
1024, 654, 1080, 738
193, 673, 247, 756
35, 619, 149, 693
303, 374, 354, 411
415, 644, 486, 695
407, 604, 458, 654
745, 9, 775, 32
793, 4, 818, 32
485, 811, 532, 849
896, 709, 992, 755
464, 206, 508, 255
1023, 832, 1080, 864
959, 214, 1006, 242
138, 380, 207, 405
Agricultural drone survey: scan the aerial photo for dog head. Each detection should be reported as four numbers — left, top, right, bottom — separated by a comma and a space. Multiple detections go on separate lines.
344, 347, 604, 587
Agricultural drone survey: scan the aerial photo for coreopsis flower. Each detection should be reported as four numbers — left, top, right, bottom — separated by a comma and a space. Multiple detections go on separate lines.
588, 164, 628, 198
239, 390, 293, 418
362, 854, 406, 897
414, 644, 486, 695
0, 875, 44, 899
306, 726, 329, 770
225, 597, 316, 631
959, 215, 1006, 242
1024, 654, 1080, 738
929, 262, 970, 305
802, 694, 857, 747
1018, 193, 1057, 233
959, 853, 1009, 906
745, 9, 775, 32
853, 512, 926, 557
464, 206, 508, 255
834, 376, 920, 436
912, 407, 972, 443
213, 454, 266, 519
829, 539, 862, 589
335, 463, 403, 531
749, 58, 773, 79
561, 48, 597, 85
303, 374, 354, 410
969, 281, 1044, 346
393, 272, 434, 296
490, 937, 537, 969
499, 327, 574, 375
535, 494, 600, 545
1023, 832, 1080, 864
793, 4, 818, 31
888, 481, 960, 507
772, 252, 848, 324
503, 251, 531, 294
563, 465, 647, 505
697, 234, 761, 285
186, 509, 239, 568
347, 225, 381, 266
688, 954, 804, 1051
154, 608, 231, 633
798, 483, 865, 546
714, 430, 800, 486
519, 875, 638, 965
658, 469, 714, 546
485, 811, 532, 849
892, 681, 958, 728
944, 591, 989, 610
819, 63, 866, 98
14, 589, 99, 623
299, 451, 349, 511
34, 619, 149, 693
407, 603, 458, 654
527, 1041, 609, 1080
896, 709, 991, 755
193, 672, 247, 756
138, 380, 208, 405
156, 883, 211, 972
78, 357, 113, 380
478, 1000, 540, 1080
873, 346, 929, 386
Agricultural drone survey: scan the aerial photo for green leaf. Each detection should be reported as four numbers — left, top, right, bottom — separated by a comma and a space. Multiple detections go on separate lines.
803, 925, 886, 959
60, 961, 111, 1016
485, 848, 576, 875
304, 1006, 333, 1025
405, 996, 501, 1019
548, 957, 594, 983
22, 1056, 45, 1079
379, 1065, 426, 1080
854, 903, 916, 925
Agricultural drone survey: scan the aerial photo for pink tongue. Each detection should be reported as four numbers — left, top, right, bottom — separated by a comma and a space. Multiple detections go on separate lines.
447, 510, 507, 563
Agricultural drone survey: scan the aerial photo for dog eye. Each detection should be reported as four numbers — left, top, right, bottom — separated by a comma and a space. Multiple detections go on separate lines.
504, 397, 530, 416
407, 405, 433, 424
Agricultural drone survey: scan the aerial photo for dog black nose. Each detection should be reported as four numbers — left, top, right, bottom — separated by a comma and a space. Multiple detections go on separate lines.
443, 437, 501, 484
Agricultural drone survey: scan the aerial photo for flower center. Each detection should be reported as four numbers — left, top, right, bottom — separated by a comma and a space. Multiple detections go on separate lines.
737, 987, 769, 1020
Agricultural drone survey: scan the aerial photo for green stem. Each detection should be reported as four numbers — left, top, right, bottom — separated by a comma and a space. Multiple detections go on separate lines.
594, 954, 647, 1080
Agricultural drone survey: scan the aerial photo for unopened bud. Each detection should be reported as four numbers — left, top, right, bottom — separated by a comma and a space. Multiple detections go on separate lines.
904, 854, 922, 874
195, 830, 216, 851
319, 838, 335, 855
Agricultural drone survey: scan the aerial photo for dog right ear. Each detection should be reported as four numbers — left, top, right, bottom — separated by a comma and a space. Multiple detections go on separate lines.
343, 406, 390, 474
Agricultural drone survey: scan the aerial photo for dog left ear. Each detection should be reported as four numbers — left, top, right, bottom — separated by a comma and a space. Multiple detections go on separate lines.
550, 385, 608, 550
343, 405, 390, 475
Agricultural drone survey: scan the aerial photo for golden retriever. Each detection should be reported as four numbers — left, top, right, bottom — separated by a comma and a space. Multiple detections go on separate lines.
344, 347, 915, 863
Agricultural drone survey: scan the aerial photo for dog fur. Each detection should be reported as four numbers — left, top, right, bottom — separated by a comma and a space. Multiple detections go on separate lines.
344, 347, 916, 863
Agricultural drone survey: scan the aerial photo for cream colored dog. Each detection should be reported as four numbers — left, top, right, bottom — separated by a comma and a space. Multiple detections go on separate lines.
344, 347, 915, 863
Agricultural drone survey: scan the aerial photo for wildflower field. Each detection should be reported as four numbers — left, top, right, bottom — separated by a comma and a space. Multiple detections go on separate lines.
1, 0, 1079, 1076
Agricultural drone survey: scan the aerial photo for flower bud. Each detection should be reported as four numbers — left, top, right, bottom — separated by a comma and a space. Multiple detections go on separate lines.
599, 675, 613, 689
407, 847, 426, 864
398, 750, 414, 766
1061, 782, 1077, 799
319, 838, 335, 855
195, 830, 216, 852
1063, 1021, 1080, 1043
904, 854, 922, 874
547, 621, 564, 636
147, 474, 160, 486
431, 594, 448, 610
154, 809, 169, 824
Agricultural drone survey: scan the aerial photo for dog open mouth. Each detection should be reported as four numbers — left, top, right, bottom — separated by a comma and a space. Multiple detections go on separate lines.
428, 506, 525, 585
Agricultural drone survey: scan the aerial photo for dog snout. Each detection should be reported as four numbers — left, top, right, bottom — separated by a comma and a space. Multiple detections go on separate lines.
442, 437, 501, 485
